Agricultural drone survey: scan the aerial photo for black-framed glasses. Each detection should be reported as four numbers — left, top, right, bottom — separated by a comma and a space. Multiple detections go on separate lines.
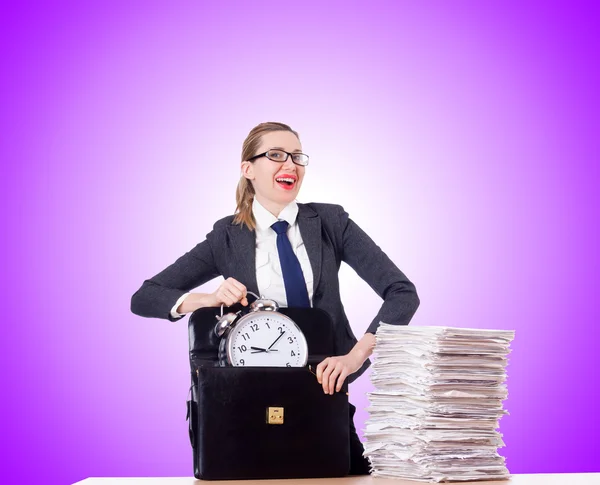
247, 149, 310, 166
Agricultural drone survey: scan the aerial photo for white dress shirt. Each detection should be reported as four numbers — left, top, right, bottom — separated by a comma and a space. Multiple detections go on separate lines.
170, 198, 313, 318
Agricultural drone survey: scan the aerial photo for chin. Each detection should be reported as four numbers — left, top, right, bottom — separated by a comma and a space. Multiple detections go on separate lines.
272, 187, 297, 200
277, 193, 297, 204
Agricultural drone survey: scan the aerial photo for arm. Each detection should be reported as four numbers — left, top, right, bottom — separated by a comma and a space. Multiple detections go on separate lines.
170, 293, 190, 318
339, 207, 420, 334
317, 206, 420, 392
131, 238, 221, 322
170, 292, 223, 318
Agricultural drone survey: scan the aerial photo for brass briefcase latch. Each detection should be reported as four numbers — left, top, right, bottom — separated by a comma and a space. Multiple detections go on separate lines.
267, 407, 284, 425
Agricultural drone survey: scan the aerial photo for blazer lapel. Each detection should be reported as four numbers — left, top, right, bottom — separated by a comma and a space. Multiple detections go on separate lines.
297, 203, 322, 296
226, 203, 322, 300
226, 223, 259, 295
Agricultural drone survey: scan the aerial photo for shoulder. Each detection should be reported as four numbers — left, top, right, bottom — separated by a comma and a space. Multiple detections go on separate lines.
202, 214, 237, 243
298, 202, 351, 243
212, 214, 236, 230
299, 201, 347, 219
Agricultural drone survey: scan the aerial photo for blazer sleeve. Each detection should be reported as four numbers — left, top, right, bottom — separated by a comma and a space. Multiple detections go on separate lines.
130, 234, 221, 322
339, 207, 420, 334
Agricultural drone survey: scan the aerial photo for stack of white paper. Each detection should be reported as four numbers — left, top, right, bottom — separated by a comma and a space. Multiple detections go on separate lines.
363, 324, 515, 482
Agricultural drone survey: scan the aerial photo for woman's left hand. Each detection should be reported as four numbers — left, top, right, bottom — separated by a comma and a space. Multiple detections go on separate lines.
316, 351, 364, 395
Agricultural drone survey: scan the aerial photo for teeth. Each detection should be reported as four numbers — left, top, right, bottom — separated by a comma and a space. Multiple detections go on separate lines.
276, 177, 295, 183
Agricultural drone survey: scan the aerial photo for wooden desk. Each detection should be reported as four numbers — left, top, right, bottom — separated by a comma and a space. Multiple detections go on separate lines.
73, 474, 600, 484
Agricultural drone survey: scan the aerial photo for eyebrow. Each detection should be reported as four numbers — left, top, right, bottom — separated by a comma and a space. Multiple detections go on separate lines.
270, 146, 303, 153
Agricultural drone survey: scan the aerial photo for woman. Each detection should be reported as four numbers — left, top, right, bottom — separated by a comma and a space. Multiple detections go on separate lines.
131, 121, 420, 475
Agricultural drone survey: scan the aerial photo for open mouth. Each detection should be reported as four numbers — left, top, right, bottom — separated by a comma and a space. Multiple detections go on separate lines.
275, 176, 297, 190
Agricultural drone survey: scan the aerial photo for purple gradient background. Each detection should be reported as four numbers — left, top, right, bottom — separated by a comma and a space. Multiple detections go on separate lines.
1, 1, 598, 484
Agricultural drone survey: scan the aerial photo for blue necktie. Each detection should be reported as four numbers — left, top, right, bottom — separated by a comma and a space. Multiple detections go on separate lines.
271, 220, 311, 308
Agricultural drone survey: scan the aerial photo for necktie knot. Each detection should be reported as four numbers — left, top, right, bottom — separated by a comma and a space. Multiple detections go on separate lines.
271, 220, 289, 235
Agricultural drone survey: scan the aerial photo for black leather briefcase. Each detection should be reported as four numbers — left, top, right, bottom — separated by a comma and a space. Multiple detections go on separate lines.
189, 366, 349, 480
185, 306, 350, 480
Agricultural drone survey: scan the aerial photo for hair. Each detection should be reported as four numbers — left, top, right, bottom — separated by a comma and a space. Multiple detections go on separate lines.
233, 121, 300, 231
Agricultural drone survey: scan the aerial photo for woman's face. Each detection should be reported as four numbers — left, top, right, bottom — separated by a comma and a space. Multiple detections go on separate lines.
241, 131, 306, 209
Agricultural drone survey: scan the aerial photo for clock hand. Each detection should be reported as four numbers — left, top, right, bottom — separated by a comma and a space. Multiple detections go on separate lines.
267, 331, 285, 350
250, 346, 279, 354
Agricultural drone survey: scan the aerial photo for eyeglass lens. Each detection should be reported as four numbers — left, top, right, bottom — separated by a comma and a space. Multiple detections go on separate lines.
266, 149, 308, 165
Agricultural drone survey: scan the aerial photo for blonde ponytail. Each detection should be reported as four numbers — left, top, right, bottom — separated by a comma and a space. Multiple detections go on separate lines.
233, 175, 256, 230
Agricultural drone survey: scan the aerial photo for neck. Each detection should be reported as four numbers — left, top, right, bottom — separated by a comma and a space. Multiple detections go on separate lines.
255, 194, 288, 218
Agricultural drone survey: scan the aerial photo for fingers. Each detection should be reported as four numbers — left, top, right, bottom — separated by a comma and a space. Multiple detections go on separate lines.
316, 358, 348, 395
228, 278, 247, 297
216, 277, 248, 306
327, 362, 344, 395
316, 357, 330, 385
221, 288, 238, 306
335, 368, 349, 393
215, 286, 236, 306
321, 360, 334, 394
317, 357, 344, 394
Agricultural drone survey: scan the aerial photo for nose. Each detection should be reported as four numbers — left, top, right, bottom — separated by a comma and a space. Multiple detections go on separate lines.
282, 155, 296, 171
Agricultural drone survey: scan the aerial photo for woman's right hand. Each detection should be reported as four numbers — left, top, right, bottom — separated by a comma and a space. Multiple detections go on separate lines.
210, 277, 248, 307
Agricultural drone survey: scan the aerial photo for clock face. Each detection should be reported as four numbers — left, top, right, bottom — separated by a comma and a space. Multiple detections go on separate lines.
226, 311, 308, 367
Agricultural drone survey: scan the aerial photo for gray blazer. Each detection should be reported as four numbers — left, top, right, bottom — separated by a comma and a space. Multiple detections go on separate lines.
130, 202, 420, 381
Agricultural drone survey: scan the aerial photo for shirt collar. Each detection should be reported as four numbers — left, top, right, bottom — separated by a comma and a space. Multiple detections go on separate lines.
252, 197, 299, 233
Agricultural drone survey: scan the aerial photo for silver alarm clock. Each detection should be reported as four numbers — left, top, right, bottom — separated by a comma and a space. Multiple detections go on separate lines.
214, 292, 308, 367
